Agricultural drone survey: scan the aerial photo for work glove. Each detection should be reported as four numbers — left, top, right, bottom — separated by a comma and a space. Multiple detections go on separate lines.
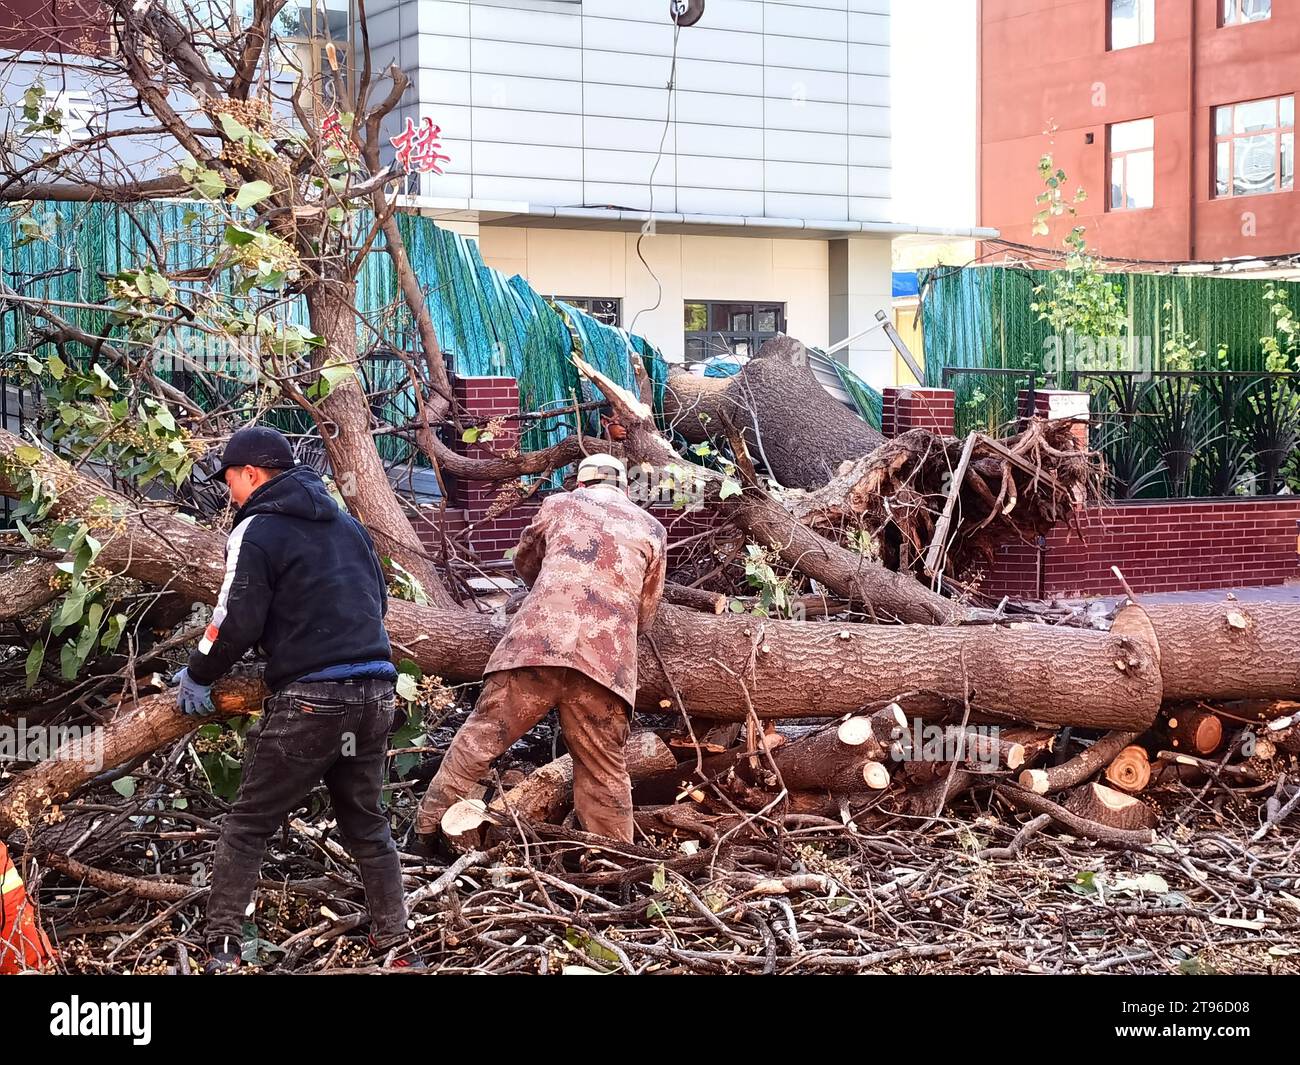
171, 667, 216, 717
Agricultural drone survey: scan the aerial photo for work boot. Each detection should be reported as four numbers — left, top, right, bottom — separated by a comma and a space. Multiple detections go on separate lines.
368, 932, 428, 971
203, 935, 243, 974
356, 853, 409, 948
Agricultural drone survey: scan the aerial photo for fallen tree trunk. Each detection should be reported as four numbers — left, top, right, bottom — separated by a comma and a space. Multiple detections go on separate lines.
0, 425, 1164, 730
1144, 602, 1300, 703
662, 336, 884, 489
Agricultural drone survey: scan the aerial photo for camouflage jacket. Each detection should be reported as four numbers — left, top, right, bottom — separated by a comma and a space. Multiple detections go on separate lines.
485, 485, 668, 705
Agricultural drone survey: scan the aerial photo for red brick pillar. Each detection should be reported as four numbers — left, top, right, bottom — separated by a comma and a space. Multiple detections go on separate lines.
448, 375, 520, 514
1019, 389, 1090, 449
881, 386, 955, 437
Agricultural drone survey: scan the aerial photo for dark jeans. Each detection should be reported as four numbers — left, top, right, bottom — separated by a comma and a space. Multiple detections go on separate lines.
205, 677, 408, 948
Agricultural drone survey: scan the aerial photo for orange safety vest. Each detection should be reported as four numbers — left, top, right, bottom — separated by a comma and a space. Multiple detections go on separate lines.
0, 840, 56, 973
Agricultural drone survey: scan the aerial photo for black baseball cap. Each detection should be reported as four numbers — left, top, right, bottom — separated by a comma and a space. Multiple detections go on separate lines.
199, 425, 296, 482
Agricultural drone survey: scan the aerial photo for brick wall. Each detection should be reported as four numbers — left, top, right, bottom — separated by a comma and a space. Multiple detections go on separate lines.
416, 374, 1300, 600
979, 499, 1300, 599
881, 387, 956, 436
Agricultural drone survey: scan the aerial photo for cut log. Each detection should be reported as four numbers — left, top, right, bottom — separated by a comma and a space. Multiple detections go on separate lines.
1164, 707, 1223, 755
1018, 729, 1142, 795
662, 582, 727, 614
1063, 783, 1158, 832
440, 798, 490, 853
1104, 745, 1152, 793
488, 731, 677, 826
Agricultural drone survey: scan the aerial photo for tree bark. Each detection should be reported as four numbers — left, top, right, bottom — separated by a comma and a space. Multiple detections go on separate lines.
1144, 602, 1300, 703
307, 281, 459, 609
0, 559, 62, 621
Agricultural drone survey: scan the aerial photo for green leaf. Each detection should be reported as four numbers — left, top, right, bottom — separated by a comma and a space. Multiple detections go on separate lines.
223, 224, 258, 247
1069, 870, 1101, 896
52, 584, 88, 633
563, 927, 618, 969
24, 641, 44, 688
91, 364, 117, 391
397, 658, 423, 678
651, 863, 667, 892
719, 479, 743, 500
111, 776, 137, 798
101, 613, 127, 651
219, 112, 254, 143
461, 427, 480, 444
192, 168, 226, 200
319, 361, 354, 394
47, 353, 66, 379
233, 179, 274, 210
13, 445, 42, 465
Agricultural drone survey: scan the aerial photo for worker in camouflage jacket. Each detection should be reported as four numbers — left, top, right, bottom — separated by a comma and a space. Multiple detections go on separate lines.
417, 453, 667, 843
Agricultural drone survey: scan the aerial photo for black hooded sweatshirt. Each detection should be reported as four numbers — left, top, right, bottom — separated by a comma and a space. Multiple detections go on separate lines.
186, 465, 392, 690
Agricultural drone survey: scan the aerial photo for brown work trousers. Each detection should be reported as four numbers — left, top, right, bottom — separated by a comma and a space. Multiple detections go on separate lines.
416, 666, 633, 842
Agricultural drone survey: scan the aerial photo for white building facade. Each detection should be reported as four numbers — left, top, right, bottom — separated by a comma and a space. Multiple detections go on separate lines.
365, 0, 990, 385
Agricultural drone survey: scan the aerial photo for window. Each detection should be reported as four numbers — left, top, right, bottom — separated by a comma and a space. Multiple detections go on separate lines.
1214, 96, 1295, 198
1108, 118, 1155, 210
1109, 0, 1154, 50
683, 301, 786, 362
1222, 0, 1271, 25
557, 297, 621, 327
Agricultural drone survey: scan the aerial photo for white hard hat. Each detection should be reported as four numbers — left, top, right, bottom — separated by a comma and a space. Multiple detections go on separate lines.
576, 452, 628, 490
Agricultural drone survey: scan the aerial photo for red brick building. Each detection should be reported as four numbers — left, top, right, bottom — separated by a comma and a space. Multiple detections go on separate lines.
978, 0, 1297, 262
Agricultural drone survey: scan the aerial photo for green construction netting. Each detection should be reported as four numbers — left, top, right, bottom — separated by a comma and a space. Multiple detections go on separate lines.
919, 264, 1300, 381
917, 264, 1300, 496
1, 201, 667, 476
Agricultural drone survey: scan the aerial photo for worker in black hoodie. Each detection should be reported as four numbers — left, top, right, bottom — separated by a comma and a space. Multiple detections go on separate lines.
172, 426, 419, 971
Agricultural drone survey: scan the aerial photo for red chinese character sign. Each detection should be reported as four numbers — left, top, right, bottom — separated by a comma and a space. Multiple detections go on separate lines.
390, 116, 451, 175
